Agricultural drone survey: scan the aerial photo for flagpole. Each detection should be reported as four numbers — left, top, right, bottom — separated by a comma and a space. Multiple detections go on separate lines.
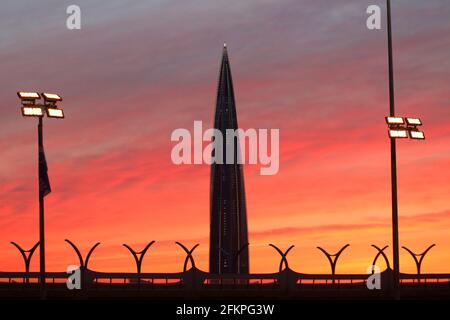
38, 116, 46, 298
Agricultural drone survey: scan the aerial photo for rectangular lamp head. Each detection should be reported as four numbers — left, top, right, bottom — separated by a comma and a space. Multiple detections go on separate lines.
386, 117, 405, 125
389, 129, 408, 139
406, 118, 422, 126
42, 93, 62, 102
17, 92, 40, 101
409, 130, 425, 140
22, 106, 43, 117
47, 108, 65, 119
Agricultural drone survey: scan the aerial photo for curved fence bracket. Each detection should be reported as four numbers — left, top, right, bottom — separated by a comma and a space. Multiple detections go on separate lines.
123, 241, 155, 273
65, 239, 101, 269
85, 242, 101, 268
402, 244, 435, 275
235, 243, 249, 272
175, 242, 199, 272
269, 244, 294, 272
235, 243, 249, 261
317, 244, 350, 278
371, 244, 391, 272
10, 241, 40, 274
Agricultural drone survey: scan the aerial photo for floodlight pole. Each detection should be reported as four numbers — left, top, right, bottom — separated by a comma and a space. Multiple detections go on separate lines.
38, 116, 46, 298
386, 0, 400, 297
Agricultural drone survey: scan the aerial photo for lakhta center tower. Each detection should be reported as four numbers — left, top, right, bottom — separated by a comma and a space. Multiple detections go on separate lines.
209, 44, 249, 274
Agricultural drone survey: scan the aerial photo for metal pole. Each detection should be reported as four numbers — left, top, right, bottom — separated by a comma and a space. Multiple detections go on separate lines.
38, 116, 46, 298
386, 0, 400, 297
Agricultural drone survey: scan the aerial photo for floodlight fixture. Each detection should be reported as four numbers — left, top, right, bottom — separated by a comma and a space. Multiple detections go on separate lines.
21, 106, 44, 117
46, 108, 64, 119
17, 92, 40, 102
405, 118, 422, 126
409, 130, 425, 140
42, 93, 62, 103
386, 117, 405, 125
389, 129, 408, 139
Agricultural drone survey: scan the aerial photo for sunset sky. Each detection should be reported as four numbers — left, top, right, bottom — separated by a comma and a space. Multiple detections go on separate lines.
1, 0, 449, 275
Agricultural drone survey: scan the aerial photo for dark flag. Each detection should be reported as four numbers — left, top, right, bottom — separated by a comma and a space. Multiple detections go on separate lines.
39, 145, 51, 197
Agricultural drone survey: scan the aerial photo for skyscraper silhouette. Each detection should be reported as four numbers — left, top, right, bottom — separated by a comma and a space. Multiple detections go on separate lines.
210, 44, 249, 274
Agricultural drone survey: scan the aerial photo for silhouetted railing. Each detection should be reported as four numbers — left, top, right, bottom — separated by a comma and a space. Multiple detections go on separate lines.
1, 269, 449, 292
2, 241, 448, 297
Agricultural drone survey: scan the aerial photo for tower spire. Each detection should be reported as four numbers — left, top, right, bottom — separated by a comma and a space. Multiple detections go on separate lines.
210, 45, 249, 275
